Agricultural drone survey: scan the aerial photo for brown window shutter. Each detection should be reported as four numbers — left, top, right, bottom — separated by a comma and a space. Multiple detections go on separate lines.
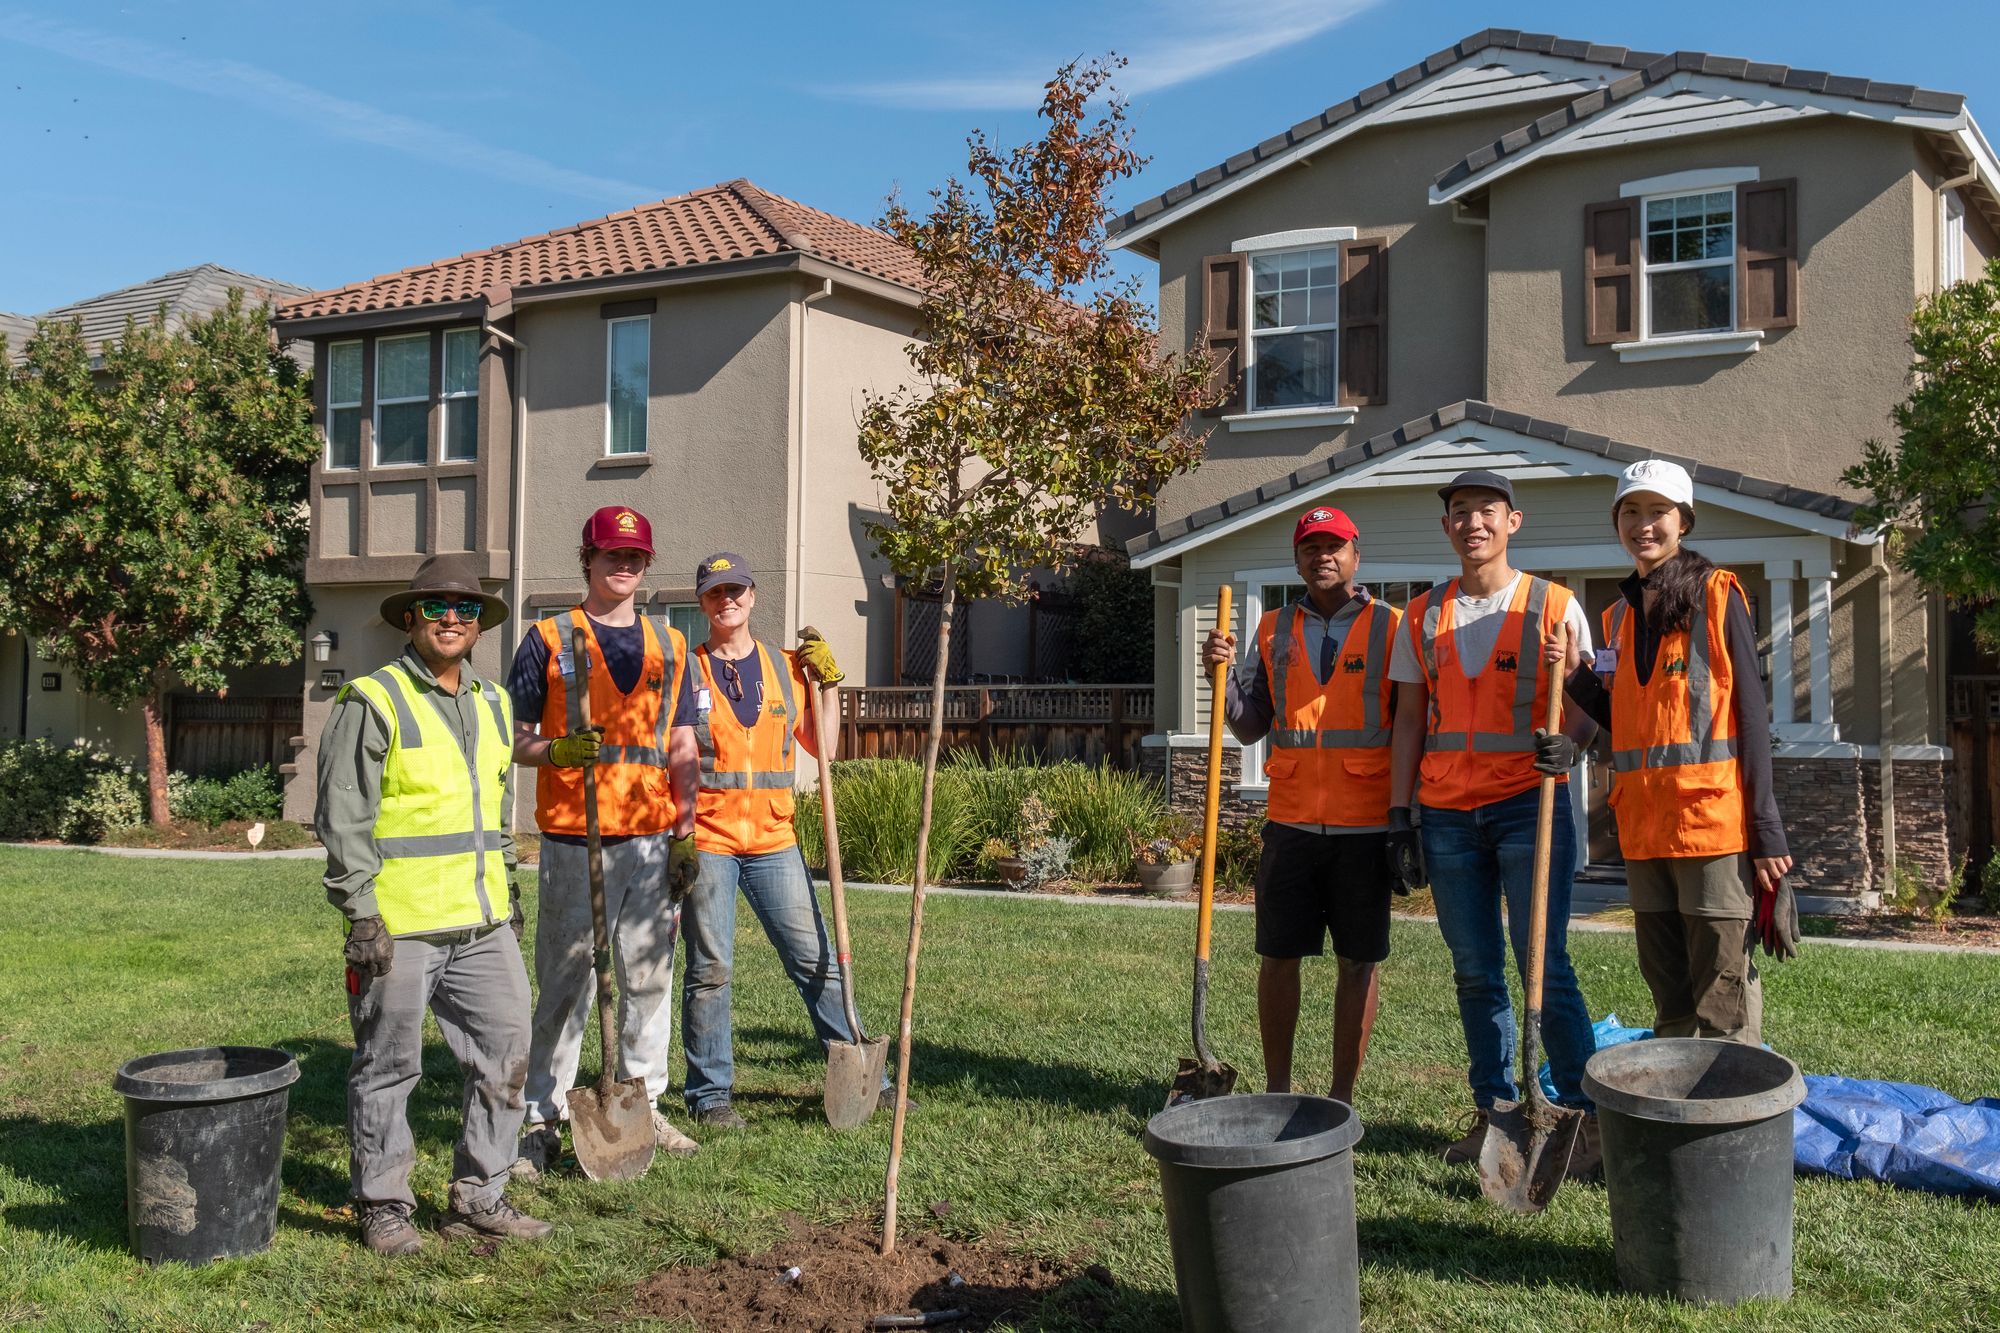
1199, 253, 1247, 416
1583, 200, 1638, 344
1337, 237, 1388, 407
1738, 179, 1799, 330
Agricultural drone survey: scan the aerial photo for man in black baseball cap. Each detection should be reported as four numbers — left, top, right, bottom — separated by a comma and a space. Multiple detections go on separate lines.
1435, 468, 1516, 509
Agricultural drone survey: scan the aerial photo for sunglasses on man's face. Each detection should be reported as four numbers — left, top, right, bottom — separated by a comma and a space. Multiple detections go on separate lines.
415, 598, 484, 623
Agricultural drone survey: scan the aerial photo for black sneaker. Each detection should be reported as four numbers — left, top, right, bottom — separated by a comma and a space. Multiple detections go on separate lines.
438, 1196, 553, 1243
694, 1104, 748, 1130
359, 1204, 426, 1256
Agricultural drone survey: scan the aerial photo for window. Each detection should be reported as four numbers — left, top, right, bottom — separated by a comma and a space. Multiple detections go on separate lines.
374, 333, 431, 466
1642, 190, 1735, 336
660, 603, 705, 648
1249, 247, 1338, 409
441, 327, 479, 461
606, 316, 649, 455
326, 340, 362, 470
1943, 190, 1966, 288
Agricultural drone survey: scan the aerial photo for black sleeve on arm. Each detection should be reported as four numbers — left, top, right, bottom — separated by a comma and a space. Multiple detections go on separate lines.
1564, 663, 1614, 734
1725, 586, 1789, 860
507, 629, 550, 729
1223, 649, 1274, 746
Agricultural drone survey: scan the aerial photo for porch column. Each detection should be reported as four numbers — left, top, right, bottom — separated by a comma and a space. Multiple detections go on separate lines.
1806, 573, 1835, 726
1763, 561, 1796, 727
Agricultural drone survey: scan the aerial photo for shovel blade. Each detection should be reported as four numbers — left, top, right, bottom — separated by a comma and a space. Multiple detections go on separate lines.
1478, 1095, 1583, 1214
567, 1076, 655, 1182
1165, 1056, 1238, 1109
823, 1036, 889, 1130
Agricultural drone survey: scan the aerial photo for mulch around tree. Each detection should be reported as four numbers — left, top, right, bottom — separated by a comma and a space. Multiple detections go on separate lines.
97, 819, 316, 851
633, 1213, 1111, 1332
1803, 906, 2000, 949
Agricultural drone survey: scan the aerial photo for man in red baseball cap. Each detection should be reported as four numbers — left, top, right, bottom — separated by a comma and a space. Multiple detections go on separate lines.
508, 505, 703, 1171
1200, 502, 1400, 1108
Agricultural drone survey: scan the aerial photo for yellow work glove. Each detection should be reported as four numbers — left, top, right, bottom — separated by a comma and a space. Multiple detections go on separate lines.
795, 635, 844, 685
548, 727, 603, 768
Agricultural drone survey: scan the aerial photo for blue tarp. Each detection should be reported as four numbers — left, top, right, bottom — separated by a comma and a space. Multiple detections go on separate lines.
1792, 1075, 2000, 1201
1536, 1013, 1651, 1101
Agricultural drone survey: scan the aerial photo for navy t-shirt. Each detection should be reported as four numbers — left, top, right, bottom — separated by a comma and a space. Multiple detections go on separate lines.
697, 645, 778, 731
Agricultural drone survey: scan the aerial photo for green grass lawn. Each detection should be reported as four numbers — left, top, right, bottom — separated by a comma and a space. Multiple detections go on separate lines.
2, 847, 1998, 1331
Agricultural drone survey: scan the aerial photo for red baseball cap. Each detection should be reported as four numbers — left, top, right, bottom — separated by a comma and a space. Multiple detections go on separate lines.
581, 505, 654, 555
1292, 505, 1359, 545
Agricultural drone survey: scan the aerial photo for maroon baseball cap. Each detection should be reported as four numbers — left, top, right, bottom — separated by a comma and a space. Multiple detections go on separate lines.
581, 505, 654, 555
1292, 505, 1359, 545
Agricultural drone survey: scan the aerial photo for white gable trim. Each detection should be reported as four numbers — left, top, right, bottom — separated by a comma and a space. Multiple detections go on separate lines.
1131, 419, 1869, 569
1620, 165, 1759, 197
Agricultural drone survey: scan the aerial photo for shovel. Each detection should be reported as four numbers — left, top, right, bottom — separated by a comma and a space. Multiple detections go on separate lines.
1168, 584, 1239, 1108
800, 627, 888, 1129
1478, 622, 1583, 1213
563, 626, 655, 1182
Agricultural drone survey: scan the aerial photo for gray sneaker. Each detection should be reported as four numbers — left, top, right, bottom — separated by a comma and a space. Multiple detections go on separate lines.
652, 1107, 700, 1157
693, 1103, 748, 1130
512, 1121, 562, 1181
358, 1204, 426, 1257
438, 1195, 553, 1243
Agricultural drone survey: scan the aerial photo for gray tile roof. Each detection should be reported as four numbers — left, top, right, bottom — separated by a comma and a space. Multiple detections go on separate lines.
1108, 28, 1966, 241
1125, 399, 1861, 558
0, 312, 31, 347
35, 264, 308, 351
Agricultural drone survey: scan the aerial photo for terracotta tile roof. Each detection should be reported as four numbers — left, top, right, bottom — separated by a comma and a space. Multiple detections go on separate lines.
278, 180, 925, 322
1126, 399, 1861, 559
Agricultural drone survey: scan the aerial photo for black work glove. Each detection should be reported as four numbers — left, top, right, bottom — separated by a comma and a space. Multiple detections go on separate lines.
508, 882, 525, 942
1532, 728, 1579, 776
344, 915, 394, 978
667, 833, 699, 906
1755, 880, 1799, 961
1385, 807, 1424, 897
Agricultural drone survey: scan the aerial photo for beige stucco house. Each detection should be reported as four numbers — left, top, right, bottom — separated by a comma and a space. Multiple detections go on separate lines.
273, 180, 1069, 823
1112, 30, 2000, 909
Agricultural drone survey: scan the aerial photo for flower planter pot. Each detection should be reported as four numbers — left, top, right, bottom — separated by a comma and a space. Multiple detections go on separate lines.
1136, 861, 1197, 898
993, 856, 1027, 888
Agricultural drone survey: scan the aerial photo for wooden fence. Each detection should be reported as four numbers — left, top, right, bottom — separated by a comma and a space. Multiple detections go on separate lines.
836, 684, 1154, 769
169, 694, 302, 776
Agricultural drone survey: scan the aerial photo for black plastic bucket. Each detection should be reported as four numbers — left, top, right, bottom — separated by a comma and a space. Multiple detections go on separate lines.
1582, 1039, 1805, 1304
113, 1045, 300, 1265
1142, 1094, 1364, 1333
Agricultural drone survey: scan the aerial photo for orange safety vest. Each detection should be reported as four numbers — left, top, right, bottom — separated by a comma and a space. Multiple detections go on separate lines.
1602, 569, 1748, 860
1256, 598, 1400, 827
533, 609, 688, 838
692, 642, 817, 856
1411, 574, 1573, 811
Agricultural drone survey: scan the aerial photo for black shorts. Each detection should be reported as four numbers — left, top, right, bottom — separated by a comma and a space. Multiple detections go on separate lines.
1253, 822, 1393, 963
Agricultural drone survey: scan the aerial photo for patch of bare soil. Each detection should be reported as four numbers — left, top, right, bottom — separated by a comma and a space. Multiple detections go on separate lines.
1806, 907, 2000, 949
99, 819, 316, 851
634, 1213, 1111, 1332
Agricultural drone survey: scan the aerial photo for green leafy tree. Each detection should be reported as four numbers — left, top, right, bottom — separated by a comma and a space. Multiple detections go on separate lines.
858, 56, 1220, 1254
1846, 259, 2000, 650
0, 292, 317, 823
1065, 547, 1154, 683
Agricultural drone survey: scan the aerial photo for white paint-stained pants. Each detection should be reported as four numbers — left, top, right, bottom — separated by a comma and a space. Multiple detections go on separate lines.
523, 832, 680, 1124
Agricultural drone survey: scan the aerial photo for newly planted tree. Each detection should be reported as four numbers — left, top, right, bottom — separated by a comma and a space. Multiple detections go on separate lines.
857, 57, 1221, 1253
1846, 258, 2000, 650
0, 293, 317, 822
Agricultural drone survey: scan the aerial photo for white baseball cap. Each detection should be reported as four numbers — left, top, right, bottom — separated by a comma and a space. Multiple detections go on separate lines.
1613, 459, 1694, 509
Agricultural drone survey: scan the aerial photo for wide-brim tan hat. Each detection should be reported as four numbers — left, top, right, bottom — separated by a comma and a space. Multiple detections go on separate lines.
378, 553, 510, 629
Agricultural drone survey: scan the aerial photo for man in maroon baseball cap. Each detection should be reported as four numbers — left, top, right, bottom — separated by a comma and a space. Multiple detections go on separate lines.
580, 505, 656, 557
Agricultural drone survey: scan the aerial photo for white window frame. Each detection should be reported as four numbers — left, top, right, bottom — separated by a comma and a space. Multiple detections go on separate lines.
1638, 187, 1737, 341
657, 602, 706, 649
1243, 241, 1342, 415
605, 315, 650, 457
372, 332, 431, 468
324, 338, 363, 471
440, 326, 480, 462
1942, 189, 1966, 288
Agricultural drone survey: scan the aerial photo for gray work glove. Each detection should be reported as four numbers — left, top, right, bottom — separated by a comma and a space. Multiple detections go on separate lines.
1755, 880, 1800, 961
667, 833, 699, 906
344, 915, 394, 978
548, 726, 603, 768
1532, 728, 1579, 776
1385, 806, 1424, 897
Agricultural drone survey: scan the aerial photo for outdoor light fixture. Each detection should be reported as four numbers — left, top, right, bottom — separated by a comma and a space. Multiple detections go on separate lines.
310, 630, 338, 663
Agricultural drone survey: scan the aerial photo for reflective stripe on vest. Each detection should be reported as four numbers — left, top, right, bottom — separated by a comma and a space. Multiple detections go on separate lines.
693, 642, 804, 855
1256, 598, 1398, 829
1604, 598, 1742, 772
1421, 576, 1549, 754
695, 643, 795, 788
344, 660, 512, 937
1269, 600, 1393, 749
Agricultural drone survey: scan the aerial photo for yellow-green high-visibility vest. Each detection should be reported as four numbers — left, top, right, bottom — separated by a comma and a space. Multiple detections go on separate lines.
342, 659, 513, 937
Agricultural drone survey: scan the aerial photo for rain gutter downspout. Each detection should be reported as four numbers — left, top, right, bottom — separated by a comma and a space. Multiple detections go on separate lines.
1874, 544, 1896, 888
792, 279, 834, 642
1938, 169, 1977, 287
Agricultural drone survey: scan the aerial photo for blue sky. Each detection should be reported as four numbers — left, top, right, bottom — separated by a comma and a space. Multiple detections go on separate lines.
4, 0, 1997, 314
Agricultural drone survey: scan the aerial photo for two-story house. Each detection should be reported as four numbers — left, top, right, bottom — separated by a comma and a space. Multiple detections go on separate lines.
1111, 30, 1999, 909
272, 180, 1074, 824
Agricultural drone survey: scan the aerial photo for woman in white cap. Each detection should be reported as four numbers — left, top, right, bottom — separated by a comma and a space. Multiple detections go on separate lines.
1552, 459, 1796, 1044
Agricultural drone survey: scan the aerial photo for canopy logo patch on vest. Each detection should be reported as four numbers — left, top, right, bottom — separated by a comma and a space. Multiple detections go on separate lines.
647, 673, 663, 692
1664, 656, 1689, 678
1493, 651, 1518, 673
1342, 654, 1367, 674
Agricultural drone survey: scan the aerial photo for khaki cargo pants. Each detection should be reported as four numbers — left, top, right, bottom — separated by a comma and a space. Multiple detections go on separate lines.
1625, 852, 1763, 1044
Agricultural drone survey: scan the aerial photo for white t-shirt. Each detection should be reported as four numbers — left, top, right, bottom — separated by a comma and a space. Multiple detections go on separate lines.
1387, 572, 1593, 685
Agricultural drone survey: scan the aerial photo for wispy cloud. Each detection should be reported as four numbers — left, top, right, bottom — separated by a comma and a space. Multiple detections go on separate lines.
831, 0, 1382, 110
0, 14, 664, 204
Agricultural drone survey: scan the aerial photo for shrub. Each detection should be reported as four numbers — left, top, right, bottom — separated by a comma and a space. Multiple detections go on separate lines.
1214, 815, 1266, 892
791, 759, 977, 885
1036, 761, 1166, 883
0, 739, 145, 843
169, 766, 284, 828
1019, 833, 1073, 889
1065, 551, 1153, 683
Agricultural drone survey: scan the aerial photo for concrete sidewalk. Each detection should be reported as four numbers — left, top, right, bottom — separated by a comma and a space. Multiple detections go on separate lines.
0, 840, 327, 861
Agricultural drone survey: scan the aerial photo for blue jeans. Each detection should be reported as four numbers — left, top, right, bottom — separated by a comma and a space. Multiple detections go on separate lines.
1422, 786, 1597, 1111
679, 846, 855, 1113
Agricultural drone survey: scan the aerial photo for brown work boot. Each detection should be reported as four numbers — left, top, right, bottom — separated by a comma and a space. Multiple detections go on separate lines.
438, 1195, 554, 1243
358, 1204, 427, 1256
511, 1121, 562, 1181
652, 1107, 699, 1157
1566, 1112, 1603, 1181
1440, 1109, 1489, 1165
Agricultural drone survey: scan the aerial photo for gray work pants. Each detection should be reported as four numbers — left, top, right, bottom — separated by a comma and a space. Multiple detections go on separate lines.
347, 922, 530, 1213
524, 832, 680, 1124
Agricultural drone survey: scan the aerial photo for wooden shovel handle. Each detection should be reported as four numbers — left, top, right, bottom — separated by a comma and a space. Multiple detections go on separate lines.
1524, 622, 1566, 1015
571, 628, 619, 1093
1195, 584, 1232, 964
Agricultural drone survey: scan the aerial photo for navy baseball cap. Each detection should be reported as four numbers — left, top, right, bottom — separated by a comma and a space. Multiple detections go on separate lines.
695, 552, 755, 596
1437, 469, 1516, 509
